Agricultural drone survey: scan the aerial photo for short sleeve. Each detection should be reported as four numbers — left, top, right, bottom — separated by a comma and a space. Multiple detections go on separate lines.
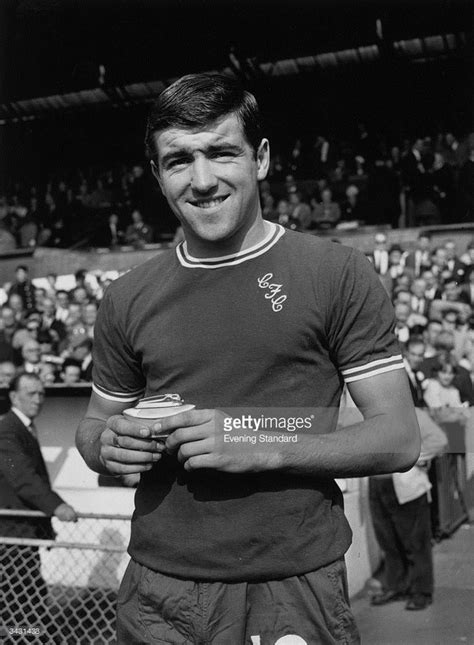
327, 248, 404, 384
92, 288, 145, 403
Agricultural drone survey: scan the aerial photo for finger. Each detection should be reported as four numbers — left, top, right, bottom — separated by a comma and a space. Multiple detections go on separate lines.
175, 438, 214, 463
165, 424, 215, 452
115, 434, 166, 453
107, 415, 156, 439
102, 445, 162, 465
104, 461, 157, 475
157, 409, 214, 435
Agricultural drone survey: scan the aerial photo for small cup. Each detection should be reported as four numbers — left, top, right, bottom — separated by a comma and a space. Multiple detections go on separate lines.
123, 403, 195, 440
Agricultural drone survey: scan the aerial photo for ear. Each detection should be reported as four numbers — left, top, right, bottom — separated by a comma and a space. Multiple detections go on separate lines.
150, 160, 164, 192
256, 139, 270, 181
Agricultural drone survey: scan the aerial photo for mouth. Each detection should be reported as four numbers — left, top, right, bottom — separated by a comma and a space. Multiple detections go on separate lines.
189, 195, 229, 210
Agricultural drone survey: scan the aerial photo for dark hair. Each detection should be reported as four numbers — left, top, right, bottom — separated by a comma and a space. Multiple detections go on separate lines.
15, 265, 28, 273
145, 73, 263, 160
8, 371, 41, 394
62, 358, 82, 371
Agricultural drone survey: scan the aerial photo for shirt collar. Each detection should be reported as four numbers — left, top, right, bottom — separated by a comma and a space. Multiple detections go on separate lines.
11, 406, 32, 428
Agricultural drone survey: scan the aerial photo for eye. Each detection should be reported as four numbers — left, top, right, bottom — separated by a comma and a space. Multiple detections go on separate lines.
210, 149, 236, 160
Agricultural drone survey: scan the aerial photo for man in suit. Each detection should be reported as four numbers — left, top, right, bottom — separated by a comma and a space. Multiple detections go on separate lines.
370, 337, 447, 610
404, 233, 432, 277
0, 373, 77, 631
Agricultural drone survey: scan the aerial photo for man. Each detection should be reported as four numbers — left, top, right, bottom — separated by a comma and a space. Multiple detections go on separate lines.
370, 338, 447, 610
76, 73, 420, 644
420, 330, 474, 405
404, 233, 432, 277
369, 232, 390, 276
0, 373, 77, 631
7, 265, 35, 312
60, 358, 83, 385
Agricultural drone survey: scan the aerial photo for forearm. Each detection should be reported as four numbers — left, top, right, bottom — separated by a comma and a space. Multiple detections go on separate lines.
269, 409, 420, 478
75, 417, 109, 475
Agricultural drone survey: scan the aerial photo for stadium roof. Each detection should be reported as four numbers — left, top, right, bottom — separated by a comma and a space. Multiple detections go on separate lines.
0, 0, 471, 123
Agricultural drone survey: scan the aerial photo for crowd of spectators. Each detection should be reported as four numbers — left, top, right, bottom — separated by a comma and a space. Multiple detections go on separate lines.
0, 129, 473, 253
0, 232, 472, 396
369, 231, 474, 409
0, 266, 120, 389
262, 129, 474, 232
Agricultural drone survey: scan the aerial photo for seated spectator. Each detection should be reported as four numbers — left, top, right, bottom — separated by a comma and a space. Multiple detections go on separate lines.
420, 330, 474, 405
38, 361, 58, 386
288, 189, 312, 230
276, 199, 292, 228
20, 339, 43, 375
423, 360, 466, 410
0, 360, 16, 388
420, 269, 442, 301
40, 298, 67, 341
0, 306, 20, 352
11, 311, 42, 352
81, 302, 97, 339
97, 212, 125, 247
70, 337, 93, 381
125, 209, 153, 247
444, 239, 466, 283
423, 320, 443, 358
387, 244, 406, 281
394, 302, 411, 346
7, 293, 26, 324
55, 290, 71, 322
59, 358, 83, 385
340, 184, 364, 222
410, 278, 430, 317
404, 233, 432, 277
368, 233, 390, 276
311, 188, 341, 229
0, 220, 17, 253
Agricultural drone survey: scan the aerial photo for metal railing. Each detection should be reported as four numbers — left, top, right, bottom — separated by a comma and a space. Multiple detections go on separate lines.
0, 510, 131, 644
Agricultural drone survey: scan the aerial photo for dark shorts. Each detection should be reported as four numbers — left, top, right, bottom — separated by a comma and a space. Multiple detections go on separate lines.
116, 558, 360, 645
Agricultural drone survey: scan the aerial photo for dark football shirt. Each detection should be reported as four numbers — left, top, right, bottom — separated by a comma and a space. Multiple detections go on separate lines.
93, 223, 403, 581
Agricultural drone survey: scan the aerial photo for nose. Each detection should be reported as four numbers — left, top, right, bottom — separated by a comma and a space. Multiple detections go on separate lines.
190, 156, 218, 194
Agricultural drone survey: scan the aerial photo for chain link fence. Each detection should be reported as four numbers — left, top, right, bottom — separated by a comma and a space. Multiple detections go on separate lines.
0, 510, 131, 644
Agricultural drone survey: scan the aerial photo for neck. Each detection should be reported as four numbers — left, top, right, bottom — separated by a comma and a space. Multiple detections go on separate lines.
183, 214, 269, 258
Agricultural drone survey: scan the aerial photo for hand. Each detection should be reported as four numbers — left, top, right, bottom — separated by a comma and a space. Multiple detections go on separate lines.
54, 503, 77, 522
161, 409, 281, 473
99, 415, 165, 476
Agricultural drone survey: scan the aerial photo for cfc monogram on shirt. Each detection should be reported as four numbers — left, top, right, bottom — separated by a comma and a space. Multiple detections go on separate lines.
257, 273, 287, 312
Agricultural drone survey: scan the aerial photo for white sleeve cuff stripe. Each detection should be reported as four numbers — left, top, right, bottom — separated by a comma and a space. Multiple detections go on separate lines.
341, 354, 403, 376
344, 363, 405, 383
92, 383, 143, 403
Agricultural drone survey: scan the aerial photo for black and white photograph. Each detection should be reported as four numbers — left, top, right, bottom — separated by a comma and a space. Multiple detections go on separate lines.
0, 0, 473, 643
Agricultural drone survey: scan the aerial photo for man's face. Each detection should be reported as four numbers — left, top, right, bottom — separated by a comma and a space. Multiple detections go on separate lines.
152, 113, 269, 251
433, 249, 447, 267
445, 242, 456, 259
82, 304, 97, 326
444, 282, 459, 301
1, 308, 16, 328
0, 362, 15, 387
394, 303, 410, 324
10, 376, 45, 419
22, 340, 41, 363
15, 268, 27, 283
418, 236, 430, 251
411, 279, 426, 298
442, 312, 457, 331
62, 365, 81, 385
425, 322, 442, 345
421, 271, 436, 289
406, 343, 425, 370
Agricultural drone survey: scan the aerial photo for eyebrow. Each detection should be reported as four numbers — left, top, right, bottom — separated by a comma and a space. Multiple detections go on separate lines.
160, 142, 243, 168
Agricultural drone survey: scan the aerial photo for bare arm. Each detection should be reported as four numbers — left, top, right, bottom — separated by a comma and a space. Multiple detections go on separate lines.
75, 392, 163, 476
161, 370, 421, 477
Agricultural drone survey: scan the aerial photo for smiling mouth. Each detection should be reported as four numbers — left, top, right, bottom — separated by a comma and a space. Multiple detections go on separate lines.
190, 196, 229, 210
